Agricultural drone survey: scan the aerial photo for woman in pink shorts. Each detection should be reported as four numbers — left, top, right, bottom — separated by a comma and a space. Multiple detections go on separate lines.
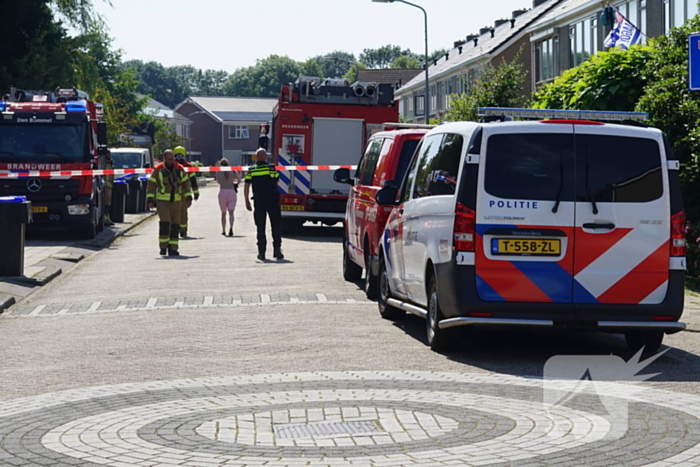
215, 158, 241, 236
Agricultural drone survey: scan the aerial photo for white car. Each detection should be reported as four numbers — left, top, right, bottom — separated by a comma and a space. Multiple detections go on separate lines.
376, 108, 687, 353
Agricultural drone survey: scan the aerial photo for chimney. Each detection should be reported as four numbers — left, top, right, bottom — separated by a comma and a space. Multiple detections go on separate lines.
510, 18, 516, 28
479, 26, 491, 35
512, 9, 528, 18
445, 53, 449, 61
490, 28, 495, 38
453, 39, 466, 48
458, 45, 463, 54
466, 34, 478, 42
473, 38, 479, 46
494, 19, 509, 28
533, 0, 548, 7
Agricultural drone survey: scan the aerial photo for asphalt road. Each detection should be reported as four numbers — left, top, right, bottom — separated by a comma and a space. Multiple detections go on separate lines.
2, 183, 700, 466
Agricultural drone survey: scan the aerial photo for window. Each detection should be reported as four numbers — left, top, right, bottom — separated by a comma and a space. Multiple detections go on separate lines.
395, 139, 421, 189
401, 140, 422, 203
663, 0, 698, 31
535, 35, 559, 83
412, 134, 463, 198
414, 94, 425, 116
570, 17, 596, 67
639, 0, 647, 35
228, 125, 249, 139
357, 139, 383, 186
485, 133, 574, 201
430, 84, 437, 115
576, 135, 662, 203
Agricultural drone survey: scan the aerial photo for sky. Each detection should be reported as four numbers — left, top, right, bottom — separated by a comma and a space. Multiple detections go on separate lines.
93, 0, 534, 72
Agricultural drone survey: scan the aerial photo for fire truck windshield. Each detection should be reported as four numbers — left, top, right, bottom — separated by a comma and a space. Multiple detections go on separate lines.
0, 124, 89, 163
111, 152, 142, 169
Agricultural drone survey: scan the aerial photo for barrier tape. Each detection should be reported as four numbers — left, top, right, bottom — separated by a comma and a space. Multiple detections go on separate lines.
0, 165, 358, 179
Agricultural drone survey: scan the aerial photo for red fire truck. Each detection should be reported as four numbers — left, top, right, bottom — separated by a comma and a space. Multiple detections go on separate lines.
270, 76, 399, 230
0, 87, 108, 238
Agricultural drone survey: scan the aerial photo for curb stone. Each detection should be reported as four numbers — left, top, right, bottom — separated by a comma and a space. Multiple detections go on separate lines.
0, 294, 15, 312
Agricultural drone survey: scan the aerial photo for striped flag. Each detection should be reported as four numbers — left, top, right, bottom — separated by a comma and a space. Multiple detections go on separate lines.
604, 10, 643, 50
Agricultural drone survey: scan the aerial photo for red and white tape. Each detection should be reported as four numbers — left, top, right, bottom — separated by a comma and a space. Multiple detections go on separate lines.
0, 165, 358, 178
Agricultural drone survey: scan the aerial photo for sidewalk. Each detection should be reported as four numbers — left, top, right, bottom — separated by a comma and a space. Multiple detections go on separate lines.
684, 292, 700, 332
0, 210, 155, 312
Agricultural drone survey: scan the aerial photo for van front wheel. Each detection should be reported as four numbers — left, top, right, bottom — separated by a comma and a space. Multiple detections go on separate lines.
625, 330, 664, 354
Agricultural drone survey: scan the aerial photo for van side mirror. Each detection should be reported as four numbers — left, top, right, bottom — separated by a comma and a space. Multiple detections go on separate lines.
144, 162, 151, 168
333, 167, 353, 185
97, 122, 108, 146
375, 186, 398, 205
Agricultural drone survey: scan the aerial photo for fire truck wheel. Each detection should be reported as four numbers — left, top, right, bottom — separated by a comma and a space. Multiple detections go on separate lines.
342, 237, 362, 282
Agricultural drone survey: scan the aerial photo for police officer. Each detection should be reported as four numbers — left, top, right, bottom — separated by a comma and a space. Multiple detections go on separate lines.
146, 149, 192, 256
173, 146, 199, 237
244, 148, 283, 261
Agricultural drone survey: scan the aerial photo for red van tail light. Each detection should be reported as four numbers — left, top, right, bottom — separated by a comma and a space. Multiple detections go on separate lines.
454, 203, 475, 252
671, 210, 686, 257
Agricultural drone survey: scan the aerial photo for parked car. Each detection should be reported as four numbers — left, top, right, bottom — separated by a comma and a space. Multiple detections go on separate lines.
109, 147, 153, 170
375, 109, 686, 353
334, 127, 429, 299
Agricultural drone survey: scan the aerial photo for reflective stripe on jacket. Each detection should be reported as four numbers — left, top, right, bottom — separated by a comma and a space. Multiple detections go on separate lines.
146, 162, 192, 202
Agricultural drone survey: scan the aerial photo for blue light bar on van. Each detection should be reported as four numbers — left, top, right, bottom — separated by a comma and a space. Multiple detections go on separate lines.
66, 100, 87, 112
478, 107, 649, 122
0, 102, 5, 112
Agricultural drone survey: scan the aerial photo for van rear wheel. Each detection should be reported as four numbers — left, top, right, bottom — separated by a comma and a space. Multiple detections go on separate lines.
625, 330, 664, 354
364, 249, 378, 300
342, 237, 362, 282
427, 276, 455, 351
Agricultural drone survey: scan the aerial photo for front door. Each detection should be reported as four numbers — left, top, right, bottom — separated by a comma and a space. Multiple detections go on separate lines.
475, 126, 577, 304
572, 126, 669, 304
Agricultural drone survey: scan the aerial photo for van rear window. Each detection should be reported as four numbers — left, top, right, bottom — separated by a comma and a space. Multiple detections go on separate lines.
485, 133, 572, 201
576, 135, 662, 203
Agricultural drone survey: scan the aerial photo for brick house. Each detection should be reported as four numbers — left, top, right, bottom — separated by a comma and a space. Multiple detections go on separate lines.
174, 97, 276, 167
395, 0, 561, 123
527, 0, 698, 91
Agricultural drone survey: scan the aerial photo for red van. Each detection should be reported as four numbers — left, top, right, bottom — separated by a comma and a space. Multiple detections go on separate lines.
334, 127, 429, 298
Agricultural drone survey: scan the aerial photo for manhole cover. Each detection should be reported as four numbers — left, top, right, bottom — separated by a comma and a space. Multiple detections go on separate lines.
274, 421, 381, 439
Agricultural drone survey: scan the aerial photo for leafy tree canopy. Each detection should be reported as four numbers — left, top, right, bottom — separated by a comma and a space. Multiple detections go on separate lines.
222, 55, 301, 98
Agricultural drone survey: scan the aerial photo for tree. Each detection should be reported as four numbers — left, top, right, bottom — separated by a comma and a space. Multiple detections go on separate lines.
312, 51, 357, 78
343, 63, 368, 84
51, 0, 107, 31
391, 55, 421, 69
533, 45, 652, 111
444, 49, 528, 122
222, 55, 301, 98
299, 59, 324, 79
360, 45, 415, 69
0, 1, 76, 91
123, 60, 185, 108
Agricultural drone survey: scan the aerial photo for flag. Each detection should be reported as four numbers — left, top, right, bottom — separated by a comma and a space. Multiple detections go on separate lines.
604, 10, 643, 50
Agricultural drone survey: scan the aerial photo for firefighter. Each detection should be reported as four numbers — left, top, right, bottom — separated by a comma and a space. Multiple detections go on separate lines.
173, 146, 199, 238
244, 148, 283, 261
103, 149, 114, 226
146, 149, 192, 256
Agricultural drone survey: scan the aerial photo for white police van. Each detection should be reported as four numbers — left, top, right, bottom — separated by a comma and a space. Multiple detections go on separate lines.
376, 108, 686, 352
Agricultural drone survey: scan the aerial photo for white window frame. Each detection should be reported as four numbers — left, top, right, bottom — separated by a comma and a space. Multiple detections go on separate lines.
536, 35, 559, 83
228, 125, 249, 139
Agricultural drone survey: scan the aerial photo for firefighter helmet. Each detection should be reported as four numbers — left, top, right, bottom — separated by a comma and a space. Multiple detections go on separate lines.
173, 146, 187, 158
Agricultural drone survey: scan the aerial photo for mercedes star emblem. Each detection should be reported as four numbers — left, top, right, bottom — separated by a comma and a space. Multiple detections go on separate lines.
27, 178, 42, 192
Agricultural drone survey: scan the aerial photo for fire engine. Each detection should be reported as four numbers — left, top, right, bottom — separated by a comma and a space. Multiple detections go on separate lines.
0, 87, 108, 238
270, 76, 399, 230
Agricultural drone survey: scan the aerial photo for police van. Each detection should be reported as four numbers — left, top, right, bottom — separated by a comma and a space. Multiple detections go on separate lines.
375, 108, 686, 353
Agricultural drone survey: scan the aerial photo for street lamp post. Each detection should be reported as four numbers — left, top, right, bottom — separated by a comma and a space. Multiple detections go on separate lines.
372, 0, 429, 124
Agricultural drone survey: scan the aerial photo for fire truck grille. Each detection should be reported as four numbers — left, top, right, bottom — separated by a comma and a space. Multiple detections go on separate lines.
0, 179, 82, 201
313, 198, 347, 213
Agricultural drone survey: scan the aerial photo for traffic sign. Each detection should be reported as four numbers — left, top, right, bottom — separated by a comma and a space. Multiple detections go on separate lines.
689, 33, 700, 91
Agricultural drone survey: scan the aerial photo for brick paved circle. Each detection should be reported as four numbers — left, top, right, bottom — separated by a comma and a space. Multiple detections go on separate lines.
1, 372, 700, 466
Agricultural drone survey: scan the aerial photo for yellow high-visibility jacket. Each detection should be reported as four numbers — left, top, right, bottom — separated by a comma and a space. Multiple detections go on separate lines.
146, 162, 192, 202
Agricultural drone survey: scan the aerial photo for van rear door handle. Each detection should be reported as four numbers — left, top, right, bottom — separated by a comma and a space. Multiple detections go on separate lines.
583, 222, 615, 230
